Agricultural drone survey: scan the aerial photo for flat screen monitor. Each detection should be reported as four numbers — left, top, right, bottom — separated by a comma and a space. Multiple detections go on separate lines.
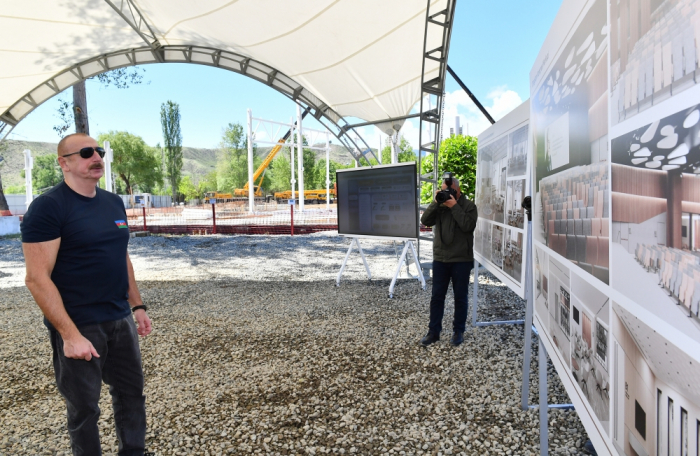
336, 162, 418, 240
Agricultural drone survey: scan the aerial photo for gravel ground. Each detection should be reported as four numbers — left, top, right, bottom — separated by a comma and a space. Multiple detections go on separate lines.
0, 233, 590, 455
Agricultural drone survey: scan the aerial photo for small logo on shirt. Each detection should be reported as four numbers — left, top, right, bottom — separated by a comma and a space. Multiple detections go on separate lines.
115, 220, 128, 229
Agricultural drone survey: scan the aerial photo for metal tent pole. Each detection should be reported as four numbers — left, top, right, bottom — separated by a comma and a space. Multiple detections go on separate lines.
247, 109, 255, 213
103, 141, 114, 192
416, 0, 456, 277
325, 132, 330, 210
24, 149, 33, 210
297, 104, 304, 212
290, 116, 296, 205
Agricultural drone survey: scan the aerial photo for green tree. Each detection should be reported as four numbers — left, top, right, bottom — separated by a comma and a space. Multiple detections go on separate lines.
199, 171, 218, 194
178, 176, 200, 201
421, 134, 478, 203
371, 135, 415, 165
54, 68, 146, 137
31, 155, 63, 192
303, 147, 316, 189
269, 153, 291, 193
98, 131, 162, 195
3, 184, 24, 194
313, 158, 347, 187
160, 101, 183, 201
217, 122, 247, 191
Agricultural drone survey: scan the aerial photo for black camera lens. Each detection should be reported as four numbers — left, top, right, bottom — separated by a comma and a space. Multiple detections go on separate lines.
436, 188, 457, 204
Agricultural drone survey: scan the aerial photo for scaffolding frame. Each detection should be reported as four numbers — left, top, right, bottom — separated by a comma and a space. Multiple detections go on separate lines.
416, 0, 457, 271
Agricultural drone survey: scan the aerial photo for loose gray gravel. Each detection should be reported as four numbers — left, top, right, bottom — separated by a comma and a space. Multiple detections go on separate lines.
0, 233, 590, 455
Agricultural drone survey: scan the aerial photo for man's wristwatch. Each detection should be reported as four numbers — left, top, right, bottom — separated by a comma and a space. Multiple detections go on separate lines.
131, 304, 147, 313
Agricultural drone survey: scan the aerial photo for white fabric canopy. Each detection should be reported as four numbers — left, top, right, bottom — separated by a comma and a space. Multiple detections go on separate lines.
0, 0, 447, 130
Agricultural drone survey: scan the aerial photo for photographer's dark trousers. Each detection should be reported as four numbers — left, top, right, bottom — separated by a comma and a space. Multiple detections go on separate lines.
49, 316, 146, 456
429, 260, 474, 334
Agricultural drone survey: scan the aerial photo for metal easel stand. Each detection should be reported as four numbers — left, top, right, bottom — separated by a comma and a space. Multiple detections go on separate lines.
516, 199, 573, 456
336, 237, 371, 286
389, 240, 426, 298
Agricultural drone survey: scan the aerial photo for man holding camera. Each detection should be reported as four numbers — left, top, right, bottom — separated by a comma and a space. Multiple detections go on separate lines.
419, 172, 478, 347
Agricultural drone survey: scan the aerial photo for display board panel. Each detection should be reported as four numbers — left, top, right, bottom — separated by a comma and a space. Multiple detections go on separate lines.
336, 162, 418, 240
531, 0, 700, 454
474, 100, 530, 298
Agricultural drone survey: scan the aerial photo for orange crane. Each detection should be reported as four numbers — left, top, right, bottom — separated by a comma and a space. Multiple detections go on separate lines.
233, 108, 309, 200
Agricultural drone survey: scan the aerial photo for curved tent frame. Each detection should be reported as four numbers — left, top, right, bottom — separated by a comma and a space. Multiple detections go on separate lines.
0, 44, 376, 163
0, 0, 456, 166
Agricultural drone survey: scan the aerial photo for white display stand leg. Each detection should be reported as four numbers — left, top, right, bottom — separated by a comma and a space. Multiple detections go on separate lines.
521, 220, 535, 410
336, 237, 371, 286
389, 240, 426, 298
539, 338, 549, 456
471, 261, 479, 326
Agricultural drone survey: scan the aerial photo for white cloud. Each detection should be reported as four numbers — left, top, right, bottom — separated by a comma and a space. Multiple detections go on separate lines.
440, 86, 524, 141
338, 85, 523, 160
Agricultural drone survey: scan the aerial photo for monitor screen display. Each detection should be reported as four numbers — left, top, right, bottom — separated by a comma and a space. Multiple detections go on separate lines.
336, 162, 418, 239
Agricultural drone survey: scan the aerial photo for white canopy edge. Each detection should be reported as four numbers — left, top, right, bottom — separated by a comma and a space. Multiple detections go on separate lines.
0, 0, 450, 146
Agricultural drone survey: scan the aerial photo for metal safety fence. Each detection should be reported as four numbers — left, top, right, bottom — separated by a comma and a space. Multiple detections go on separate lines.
125, 201, 339, 235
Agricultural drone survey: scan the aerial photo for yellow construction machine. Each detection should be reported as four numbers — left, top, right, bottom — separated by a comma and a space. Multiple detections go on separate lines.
273, 188, 336, 204
233, 108, 336, 203
204, 191, 233, 203
233, 108, 308, 200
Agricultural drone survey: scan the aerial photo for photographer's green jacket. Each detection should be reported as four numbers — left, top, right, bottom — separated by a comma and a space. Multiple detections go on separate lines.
420, 194, 478, 263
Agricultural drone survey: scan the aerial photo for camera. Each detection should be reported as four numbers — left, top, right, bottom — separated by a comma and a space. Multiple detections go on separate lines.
435, 171, 457, 204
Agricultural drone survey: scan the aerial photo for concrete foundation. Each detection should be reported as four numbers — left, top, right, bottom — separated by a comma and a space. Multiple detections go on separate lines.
0, 216, 20, 236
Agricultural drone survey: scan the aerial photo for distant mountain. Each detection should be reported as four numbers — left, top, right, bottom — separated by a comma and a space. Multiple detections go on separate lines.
0, 140, 57, 189
0, 139, 362, 189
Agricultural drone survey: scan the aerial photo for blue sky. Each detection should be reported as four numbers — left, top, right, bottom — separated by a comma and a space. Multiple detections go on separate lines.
8, 0, 562, 150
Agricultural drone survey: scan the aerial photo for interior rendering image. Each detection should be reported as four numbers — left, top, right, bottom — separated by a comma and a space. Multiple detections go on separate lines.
609, 0, 700, 125
612, 302, 700, 456
491, 224, 505, 268
610, 103, 700, 343
502, 228, 523, 283
571, 273, 611, 434
532, 0, 610, 284
476, 135, 508, 224
507, 179, 526, 229
474, 219, 491, 264
535, 245, 550, 323
539, 161, 610, 284
548, 256, 572, 369
507, 125, 529, 177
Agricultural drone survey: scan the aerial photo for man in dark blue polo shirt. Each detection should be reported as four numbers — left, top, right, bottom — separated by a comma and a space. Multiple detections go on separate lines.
21, 133, 153, 456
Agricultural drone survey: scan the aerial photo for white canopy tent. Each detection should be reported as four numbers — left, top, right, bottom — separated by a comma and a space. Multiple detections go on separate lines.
0, 0, 455, 163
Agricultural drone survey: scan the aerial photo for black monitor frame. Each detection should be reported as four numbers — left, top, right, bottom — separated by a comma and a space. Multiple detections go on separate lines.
336, 162, 419, 240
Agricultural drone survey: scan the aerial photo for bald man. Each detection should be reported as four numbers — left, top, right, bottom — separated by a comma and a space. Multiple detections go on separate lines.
21, 133, 152, 456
